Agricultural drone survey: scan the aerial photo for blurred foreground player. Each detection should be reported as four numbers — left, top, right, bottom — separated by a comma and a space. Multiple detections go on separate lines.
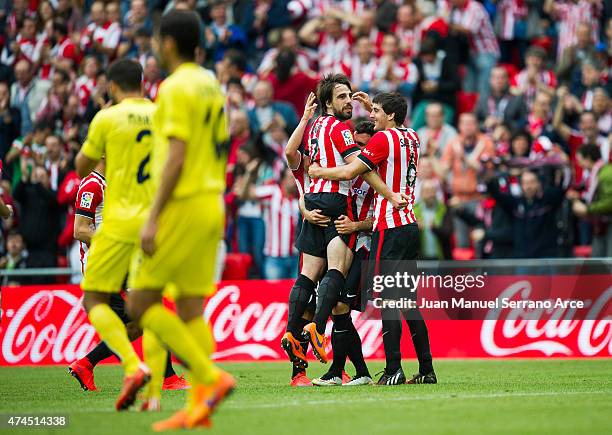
75, 59, 156, 409
68, 160, 188, 394
126, 10, 235, 430
310, 93, 436, 385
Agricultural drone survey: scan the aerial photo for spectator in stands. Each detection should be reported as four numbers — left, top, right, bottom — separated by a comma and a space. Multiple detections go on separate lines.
512, 46, 557, 108
417, 102, 457, 159
592, 88, 611, 137
412, 36, 461, 131
143, 55, 162, 101
122, 0, 153, 40
299, 15, 352, 75
10, 59, 50, 136
258, 27, 316, 76
35, 69, 70, 124
205, 0, 248, 62
556, 22, 597, 84
571, 144, 612, 257
339, 36, 376, 111
56, 0, 85, 33
0, 81, 20, 161
0, 231, 30, 286
13, 164, 60, 270
573, 59, 605, 111
487, 169, 567, 258
265, 49, 318, 117
544, 0, 601, 61
526, 91, 555, 140
475, 66, 528, 133
447, 0, 500, 99
247, 80, 298, 134
414, 178, 453, 260
50, 18, 81, 73
441, 112, 495, 248
362, 33, 418, 100
554, 87, 609, 177
43, 134, 64, 191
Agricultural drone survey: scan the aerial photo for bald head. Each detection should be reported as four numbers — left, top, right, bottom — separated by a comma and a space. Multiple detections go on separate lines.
15, 60, 32, 86
253, 80, 273, 107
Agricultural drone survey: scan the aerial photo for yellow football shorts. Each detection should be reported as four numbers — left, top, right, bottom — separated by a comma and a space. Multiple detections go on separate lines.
129, 193, 224, 298
81, 231, 137, 293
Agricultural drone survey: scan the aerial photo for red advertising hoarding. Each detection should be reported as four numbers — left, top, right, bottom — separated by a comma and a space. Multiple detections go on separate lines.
1, 277, 611, 366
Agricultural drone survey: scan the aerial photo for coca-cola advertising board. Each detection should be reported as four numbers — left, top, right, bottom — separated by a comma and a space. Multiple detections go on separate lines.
1, 276, 611, 366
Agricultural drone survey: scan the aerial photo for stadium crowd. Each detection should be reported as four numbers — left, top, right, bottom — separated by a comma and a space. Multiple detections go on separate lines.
0, 0, 611, 283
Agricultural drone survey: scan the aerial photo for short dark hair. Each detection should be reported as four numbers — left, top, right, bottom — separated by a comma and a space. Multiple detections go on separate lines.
316, 74, 352, 114
159, 10, 201, 61
354, 119, 375, 136
372, 93, 407, 125
224, 49, 247, 72
578, 144, 602, 162
108, 59, 143, 92
53, 18, 68, 36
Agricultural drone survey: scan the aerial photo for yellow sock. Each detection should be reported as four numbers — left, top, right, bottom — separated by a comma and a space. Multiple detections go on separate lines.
142, 329, 167, 400
186, 317, 216, 356
88, 304, 140, 376
184, 318, 216, 411
140, 304, 220, 385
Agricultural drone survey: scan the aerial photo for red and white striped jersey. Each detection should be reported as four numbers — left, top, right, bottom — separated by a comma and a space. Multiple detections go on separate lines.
255, 183, 300, 257
318, 31, 353, 75
306, 115, 359, 195
339, 56, 376, 89
290, 152, 310, 196
512, 69, 557, 105
496, 0, 527, 40
362, 58, 419, 87
357, 127, 420, 231
352, 175, 375, 251
390, 23, 421, 59
80, 21, 122, 51
449, 0, 500, 56
552, 0, 601, 59
53, 36, 79, 64
144, 78, 162, 101
74, 75, 96, 115
75, 171, 106, 273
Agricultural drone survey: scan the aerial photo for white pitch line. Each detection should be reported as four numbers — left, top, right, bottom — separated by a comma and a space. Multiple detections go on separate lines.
221, 390, 611, 410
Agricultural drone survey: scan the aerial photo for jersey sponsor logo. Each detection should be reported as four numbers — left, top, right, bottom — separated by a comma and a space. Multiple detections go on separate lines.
80, 192, 93, 209
362, 148, 373, 156
342, 130, 354, 146
353, 188, 369, 196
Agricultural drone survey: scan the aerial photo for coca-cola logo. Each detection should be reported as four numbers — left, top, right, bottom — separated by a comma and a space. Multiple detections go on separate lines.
480, 281, 612, 356
2, 290, 97, 364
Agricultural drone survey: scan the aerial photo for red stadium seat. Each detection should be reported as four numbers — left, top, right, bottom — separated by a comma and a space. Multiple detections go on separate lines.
573, 245, 592, 258
222, 253, 253, 280
456, 91, 479, 115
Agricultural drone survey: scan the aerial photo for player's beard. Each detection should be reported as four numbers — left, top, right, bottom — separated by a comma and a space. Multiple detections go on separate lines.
333, 106, 353, 121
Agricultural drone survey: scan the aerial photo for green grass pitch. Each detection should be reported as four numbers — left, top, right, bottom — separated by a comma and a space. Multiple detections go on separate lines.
0, 359, 611, 434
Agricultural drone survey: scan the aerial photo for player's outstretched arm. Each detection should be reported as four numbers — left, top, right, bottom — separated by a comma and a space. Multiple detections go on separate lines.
308, 157, 368, 181
286, 92, 317, 169
140, 137, 185, 256
361, 170, 409, 210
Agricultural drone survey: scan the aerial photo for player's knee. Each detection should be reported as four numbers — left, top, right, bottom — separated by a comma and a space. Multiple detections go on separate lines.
82, 292, 108, 313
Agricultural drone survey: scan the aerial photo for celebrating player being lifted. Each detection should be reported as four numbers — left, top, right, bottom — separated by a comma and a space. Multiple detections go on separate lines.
309, 92, 437, 385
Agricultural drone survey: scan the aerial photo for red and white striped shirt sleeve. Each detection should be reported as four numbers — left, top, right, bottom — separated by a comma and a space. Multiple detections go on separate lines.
357, 132, 390, 170
75, 180, 103, 220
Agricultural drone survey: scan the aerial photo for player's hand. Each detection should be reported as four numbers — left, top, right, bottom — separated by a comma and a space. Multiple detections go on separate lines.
304, 208, 330, 227
572, 200, 588, 218
334, 215, 356, 234
301, 92, 317, 122
140, 219, 158, 256
390, 192, 409, 210
352, 91, 372, 112
308, 162, 322, 178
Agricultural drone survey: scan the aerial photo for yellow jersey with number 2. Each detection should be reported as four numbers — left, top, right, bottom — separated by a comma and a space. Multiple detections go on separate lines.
151, 62, 229, 198
81, 97, 156, 242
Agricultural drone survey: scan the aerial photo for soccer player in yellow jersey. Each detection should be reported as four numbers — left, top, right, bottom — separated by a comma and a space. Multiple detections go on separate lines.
126, 10, 235, 430
75, 59, 156, 411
